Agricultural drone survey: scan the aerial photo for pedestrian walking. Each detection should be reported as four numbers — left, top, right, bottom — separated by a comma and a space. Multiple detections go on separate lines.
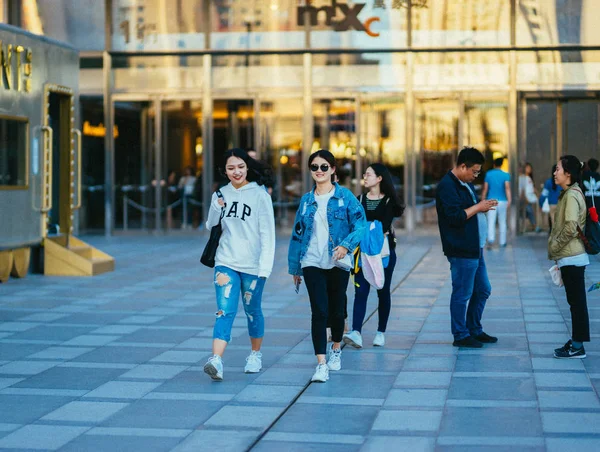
203, 148, 276, 381
288, 150, 366, 383
550, 155, 590, 359
539, 165, 562, 233
519, 162, 541, 233
436, 147, 499, 348
482, 157, 511, 248
343, 163, 405, 349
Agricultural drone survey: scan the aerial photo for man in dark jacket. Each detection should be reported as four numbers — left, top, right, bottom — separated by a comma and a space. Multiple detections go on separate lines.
436, 147, 499, 348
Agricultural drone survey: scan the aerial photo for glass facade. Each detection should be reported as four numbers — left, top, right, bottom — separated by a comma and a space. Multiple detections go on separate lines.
11, 0, 600, 233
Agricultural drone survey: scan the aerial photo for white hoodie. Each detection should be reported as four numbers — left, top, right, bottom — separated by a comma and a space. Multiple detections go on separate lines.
205, 182, 276, 278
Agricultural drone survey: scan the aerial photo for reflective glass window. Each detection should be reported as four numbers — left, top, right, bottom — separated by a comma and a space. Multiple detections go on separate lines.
517, 50, 600, 90
516, 0, 600, 46
212, 54, 303, 92
20, 0, 105, 50
306, 0, 407, 49
411, 0, 510, 47
211, 0, 304, 50
312, 53, 407, 90
0, 117, 28, 188
112, 0, 205, 51
112, 56, 204, 93
414, 52, 509, 91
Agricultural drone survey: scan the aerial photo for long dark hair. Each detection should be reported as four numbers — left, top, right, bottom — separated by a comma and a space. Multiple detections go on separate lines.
308, 149, 337, 183
559, 155, 583, 186
368, 163, 405, 217
222, 148, 273, 187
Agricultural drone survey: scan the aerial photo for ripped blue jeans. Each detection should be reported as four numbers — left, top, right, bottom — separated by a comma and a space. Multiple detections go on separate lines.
213, 266, 266, 342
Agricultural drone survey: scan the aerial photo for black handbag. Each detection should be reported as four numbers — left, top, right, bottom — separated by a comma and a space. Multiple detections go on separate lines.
200, 190, 224, 268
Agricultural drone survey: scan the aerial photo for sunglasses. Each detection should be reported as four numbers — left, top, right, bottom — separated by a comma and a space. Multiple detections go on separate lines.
310, 164, 330, 172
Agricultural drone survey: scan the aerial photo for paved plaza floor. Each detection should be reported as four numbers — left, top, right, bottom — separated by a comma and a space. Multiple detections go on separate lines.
1, 231, 600, 451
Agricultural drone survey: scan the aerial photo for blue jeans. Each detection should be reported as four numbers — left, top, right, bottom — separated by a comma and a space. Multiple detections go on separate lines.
448, 252, 492, 341
213, 266, 266, 342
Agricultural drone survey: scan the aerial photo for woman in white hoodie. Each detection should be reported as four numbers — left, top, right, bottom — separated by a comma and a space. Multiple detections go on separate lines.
203, 148, 276, 381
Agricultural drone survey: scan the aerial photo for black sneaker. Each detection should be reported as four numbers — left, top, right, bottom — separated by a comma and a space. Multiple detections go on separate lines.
453, 336, 483, 348
474, 332, 498, 343
554, 341, 586, 359
554, 340, 572, 354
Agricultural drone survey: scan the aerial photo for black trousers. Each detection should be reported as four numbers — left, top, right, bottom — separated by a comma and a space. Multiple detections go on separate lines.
303, 266, 350, 355
560, 265, 590, 342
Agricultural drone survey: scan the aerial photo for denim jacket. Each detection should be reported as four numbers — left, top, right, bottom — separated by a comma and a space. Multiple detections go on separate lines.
288, 183, 367, 276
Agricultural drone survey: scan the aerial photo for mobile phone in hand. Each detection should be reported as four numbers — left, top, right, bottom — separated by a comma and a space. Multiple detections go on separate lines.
294, 279, 300, 294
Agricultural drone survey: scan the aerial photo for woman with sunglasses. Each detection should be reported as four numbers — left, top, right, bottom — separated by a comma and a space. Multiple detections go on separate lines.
343, 163, 405, 349
203, 148, 276, 381
288, 150, 367, 383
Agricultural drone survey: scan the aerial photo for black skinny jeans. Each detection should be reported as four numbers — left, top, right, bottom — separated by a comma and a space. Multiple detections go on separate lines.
303, 266, 350, 355
352, 247, 397, 333
560, 265, 590, 342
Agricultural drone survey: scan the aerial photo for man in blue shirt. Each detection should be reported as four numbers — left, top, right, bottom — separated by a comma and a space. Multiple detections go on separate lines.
436, 147, 499, 348
482, 157, 511, 248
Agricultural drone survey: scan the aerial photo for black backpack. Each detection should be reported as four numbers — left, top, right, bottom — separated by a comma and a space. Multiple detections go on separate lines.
575, 188, 600, 255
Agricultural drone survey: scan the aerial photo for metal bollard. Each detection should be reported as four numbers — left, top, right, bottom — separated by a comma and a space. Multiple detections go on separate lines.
182, 196, 188, 229
123, 194, 128, 231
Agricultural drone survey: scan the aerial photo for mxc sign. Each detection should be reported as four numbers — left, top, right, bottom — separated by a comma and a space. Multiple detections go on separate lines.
297, 0, 380, 37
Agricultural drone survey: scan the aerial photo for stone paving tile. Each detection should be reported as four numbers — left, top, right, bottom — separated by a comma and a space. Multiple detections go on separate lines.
83, 381, 161, 399
42, 401, 129, 423
103, 399, 225, 429
12, 366, 126, 390
204, 405, 282, 429
439, 407, 543, 437
271, 403, 380, 435
372, 409, 443, 433
362, 436, 436, 451
61, 434, 184, 452
170, 430, 258, 452
448, 376, 537, 401
546, 438, 600, 452
542, 412, 600, 433
534, 372, 593, 389
0, 424, 89, 450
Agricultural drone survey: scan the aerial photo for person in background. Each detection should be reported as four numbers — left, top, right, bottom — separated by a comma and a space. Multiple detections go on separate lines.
343, 163, 405, 349
582, 158, 600, 209
519, 162, 541, 233
436, 147, 499, 348
288, 150, 366, 383
549, 155, 589, 359
482, 157, 511, 249
203, 148, 276, 381
178, 166, 197, 228
539, 165, 562, 233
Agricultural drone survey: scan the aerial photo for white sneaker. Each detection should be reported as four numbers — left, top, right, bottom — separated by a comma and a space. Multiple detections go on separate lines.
311, 363, 329, 382
343, 330, 363, 348
204, 355, 223, 381
244, 350, 262, 373
327, 347, 342, 371
373, 332, 385, 347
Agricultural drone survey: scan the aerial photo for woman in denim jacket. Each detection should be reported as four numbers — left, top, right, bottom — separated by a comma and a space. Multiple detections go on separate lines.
288, 150, 366, 383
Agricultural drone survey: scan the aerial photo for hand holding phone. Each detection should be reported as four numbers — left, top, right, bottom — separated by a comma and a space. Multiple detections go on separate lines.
293, 275, 302, 294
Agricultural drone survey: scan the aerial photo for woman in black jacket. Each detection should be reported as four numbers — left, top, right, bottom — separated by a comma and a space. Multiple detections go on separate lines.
343, 163, 405, 348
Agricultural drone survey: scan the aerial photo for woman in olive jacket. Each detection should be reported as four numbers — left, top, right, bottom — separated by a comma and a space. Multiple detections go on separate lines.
549, 155, 589, 359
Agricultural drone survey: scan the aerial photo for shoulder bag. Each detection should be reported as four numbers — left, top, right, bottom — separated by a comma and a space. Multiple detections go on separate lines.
200, 190, 225, 267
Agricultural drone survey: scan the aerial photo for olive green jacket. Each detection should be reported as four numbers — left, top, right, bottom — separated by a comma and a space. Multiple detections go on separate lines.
548, 183, 587, 261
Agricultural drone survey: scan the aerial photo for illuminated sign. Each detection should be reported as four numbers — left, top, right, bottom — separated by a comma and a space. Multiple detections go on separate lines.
297, 0, 380, 37
0, 41, 32, 92
83, 121, 120, 138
